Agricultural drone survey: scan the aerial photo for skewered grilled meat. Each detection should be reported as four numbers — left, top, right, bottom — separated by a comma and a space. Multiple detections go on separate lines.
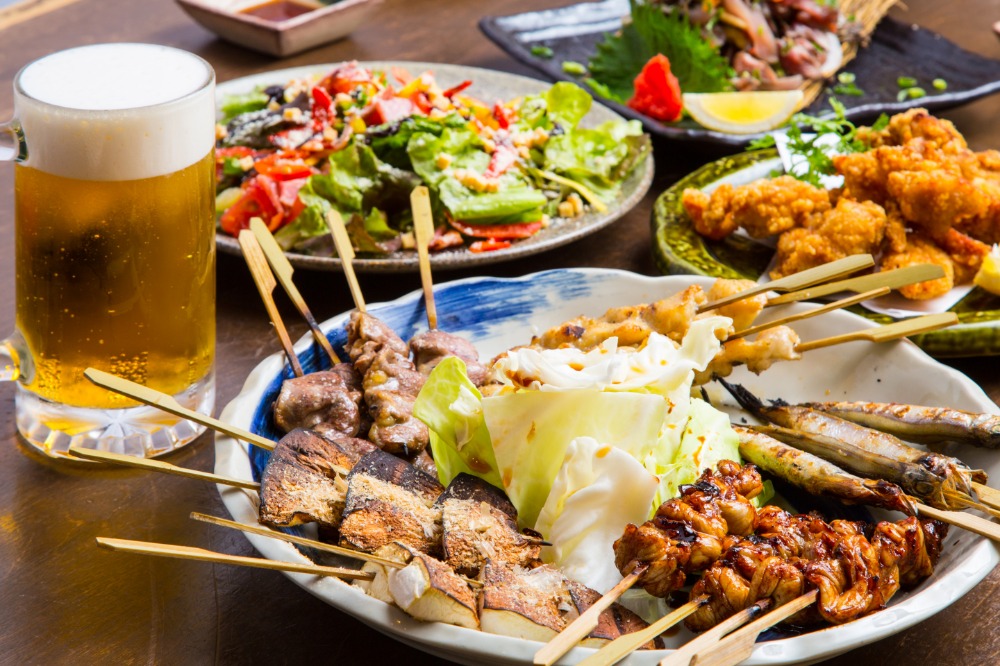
386, 543, 480, 629
477, 560, 659, 648
688, 511, 946, 630
409, 329, 488, 386
436, 473, 541, 577
734, 425, 918, 515
613, 460, 764, 597
347, 311, 429, 455
339, 448, 444, 556
272, 363, 366, 436
258, 428, 375, 529
520, 279, 801, 385
801, 400, 1000, 449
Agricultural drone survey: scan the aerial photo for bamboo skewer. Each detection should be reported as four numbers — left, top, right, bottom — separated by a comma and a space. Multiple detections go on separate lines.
327, 210, 367, 313
687, 590, 818, 666
942, 492, 1000, 521
578, 598, 704, 666
534, 563, 649, 666
973, 483, 1000, 511
657, 599, 772, 666
239, 229, 304, 377
727, 287, 890, 341
249, 218, 341, 365
410, 186, 438, 330
190, 512, 484, 588
916, 504, 1000, 542
83, 368, 276, 451
66, 447, 260, 490
766, 264, 945, 306
794, 313, 958, 353
697, 254, 874, 313
95, 537, 373, 581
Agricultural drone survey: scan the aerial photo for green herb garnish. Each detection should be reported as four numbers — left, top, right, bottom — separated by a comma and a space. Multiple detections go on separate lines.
933, 78, 948, 91
750, 100, 887, 187
531, 45, 555, 59
588, 0, 730, 103
897, 76, 918, 88
897, 87, 926, 101
562, 61, 587, 76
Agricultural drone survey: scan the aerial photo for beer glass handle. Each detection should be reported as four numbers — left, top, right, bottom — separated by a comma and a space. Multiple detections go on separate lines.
0, 341, 19, 382
0, 118, 27, 162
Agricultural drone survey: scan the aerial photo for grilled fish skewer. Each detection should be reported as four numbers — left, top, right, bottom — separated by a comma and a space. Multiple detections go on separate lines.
749, 423, 956, 509
722, 380, 984, 506
734, 426, 918, 515
802, 401, 1000, 449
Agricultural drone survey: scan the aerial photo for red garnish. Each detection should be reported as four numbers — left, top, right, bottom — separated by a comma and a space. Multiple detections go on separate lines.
468, 238, 513, 253
628, 54, 683, 122
448, 217, 542, 240
442, 80, 473, 98
219, 175, 284, 235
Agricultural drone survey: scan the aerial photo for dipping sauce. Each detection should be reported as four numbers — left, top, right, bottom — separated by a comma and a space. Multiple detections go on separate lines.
240, 0, 318, 22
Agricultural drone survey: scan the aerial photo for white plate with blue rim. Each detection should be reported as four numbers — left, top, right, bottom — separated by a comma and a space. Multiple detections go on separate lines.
215, 267, 999, 665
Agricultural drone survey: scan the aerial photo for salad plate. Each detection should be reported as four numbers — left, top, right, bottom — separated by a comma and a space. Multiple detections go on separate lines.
480, 0, 1000, 147
214, 62, 654, 273
216, 268, 999, 665
651, 150, 1000, 357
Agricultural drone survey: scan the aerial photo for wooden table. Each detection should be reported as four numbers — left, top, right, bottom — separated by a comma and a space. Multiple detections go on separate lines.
1, 0, 1000, 663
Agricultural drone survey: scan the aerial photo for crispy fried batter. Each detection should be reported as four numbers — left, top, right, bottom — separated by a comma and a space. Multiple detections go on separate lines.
770, 199, 888, 278
856, 108, 967, 154
882, 234, 956, 300
682, 176, 831, 240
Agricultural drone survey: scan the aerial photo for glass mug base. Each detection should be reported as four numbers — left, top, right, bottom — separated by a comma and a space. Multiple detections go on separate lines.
14, 372, 215, 458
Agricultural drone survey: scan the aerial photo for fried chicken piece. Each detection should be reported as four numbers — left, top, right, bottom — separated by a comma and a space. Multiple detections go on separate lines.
935, 228, 991, 283
887, 169, 988, 237
856, 108, 968, 154
881, 234, 955, 300
770, 199, 888, 278
682, 176, 831, 240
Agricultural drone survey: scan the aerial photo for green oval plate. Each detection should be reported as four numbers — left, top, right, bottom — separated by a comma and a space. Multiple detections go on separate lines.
651, 149, 1000, 358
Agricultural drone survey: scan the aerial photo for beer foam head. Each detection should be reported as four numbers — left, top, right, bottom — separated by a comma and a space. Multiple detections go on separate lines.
15, 44, 215, 181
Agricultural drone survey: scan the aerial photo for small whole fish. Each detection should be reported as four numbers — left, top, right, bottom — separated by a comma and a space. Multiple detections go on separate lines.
802, 401, 1000, 449
720, 380, 986, 509
734, 425, 918, 516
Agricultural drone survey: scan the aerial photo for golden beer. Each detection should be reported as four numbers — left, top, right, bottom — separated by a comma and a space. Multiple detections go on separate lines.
14, 153, 216, 409
4, 43, 217, 455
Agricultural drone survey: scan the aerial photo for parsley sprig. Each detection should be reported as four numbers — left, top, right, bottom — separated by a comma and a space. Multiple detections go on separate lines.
587, 0, 731, 103
748, 99, 888, 187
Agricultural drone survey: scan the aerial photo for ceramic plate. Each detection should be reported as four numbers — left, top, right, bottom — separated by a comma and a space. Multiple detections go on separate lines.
215, 62, 654, 273
651, 149, 1000, 357
215, 268, 999, 665
480, 0, 1000, 147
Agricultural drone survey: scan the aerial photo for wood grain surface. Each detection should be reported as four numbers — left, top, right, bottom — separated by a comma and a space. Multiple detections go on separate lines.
1, 0, 1000, 664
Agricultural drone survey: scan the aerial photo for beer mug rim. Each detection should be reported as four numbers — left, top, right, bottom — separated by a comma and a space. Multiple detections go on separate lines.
13, 43, 215, 115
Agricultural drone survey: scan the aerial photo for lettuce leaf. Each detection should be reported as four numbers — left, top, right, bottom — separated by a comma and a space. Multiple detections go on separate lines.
647, 398, 741, 510
535, 436, 659, 593
542, 119, 649, 202
481, 390, 666, 528
412, 357, 503, 489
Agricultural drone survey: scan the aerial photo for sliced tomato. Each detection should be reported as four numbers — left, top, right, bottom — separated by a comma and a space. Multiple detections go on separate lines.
449, 217, 542, 240
252, 151, 315, 181
469, 238, 512, 253
219, 175, 283, 235
368, 94, 417, 125
627, 54, 683, 122
277, 177, 309, 209
318, 62, 373, 96
311, 86, 333, 133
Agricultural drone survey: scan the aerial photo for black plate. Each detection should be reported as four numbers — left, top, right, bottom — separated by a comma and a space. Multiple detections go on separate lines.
480, 0, 1000, 147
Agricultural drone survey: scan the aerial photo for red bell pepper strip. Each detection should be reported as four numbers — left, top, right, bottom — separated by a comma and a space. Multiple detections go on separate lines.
492, 102, 516, 129
442, 80, 473, 98
448, 217, 542, 240
252, 151, 314, 181
627, 54, 683, 122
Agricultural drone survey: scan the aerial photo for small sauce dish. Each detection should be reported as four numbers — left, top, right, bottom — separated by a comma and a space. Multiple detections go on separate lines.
176, 0, 382, 57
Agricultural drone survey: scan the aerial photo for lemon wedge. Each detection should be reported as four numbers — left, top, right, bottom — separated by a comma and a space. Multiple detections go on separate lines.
682, 90, 804, 134
975, 244, 1000, 295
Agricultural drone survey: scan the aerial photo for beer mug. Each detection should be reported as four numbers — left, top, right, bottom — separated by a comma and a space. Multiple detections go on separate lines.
0, 44, 216, 458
